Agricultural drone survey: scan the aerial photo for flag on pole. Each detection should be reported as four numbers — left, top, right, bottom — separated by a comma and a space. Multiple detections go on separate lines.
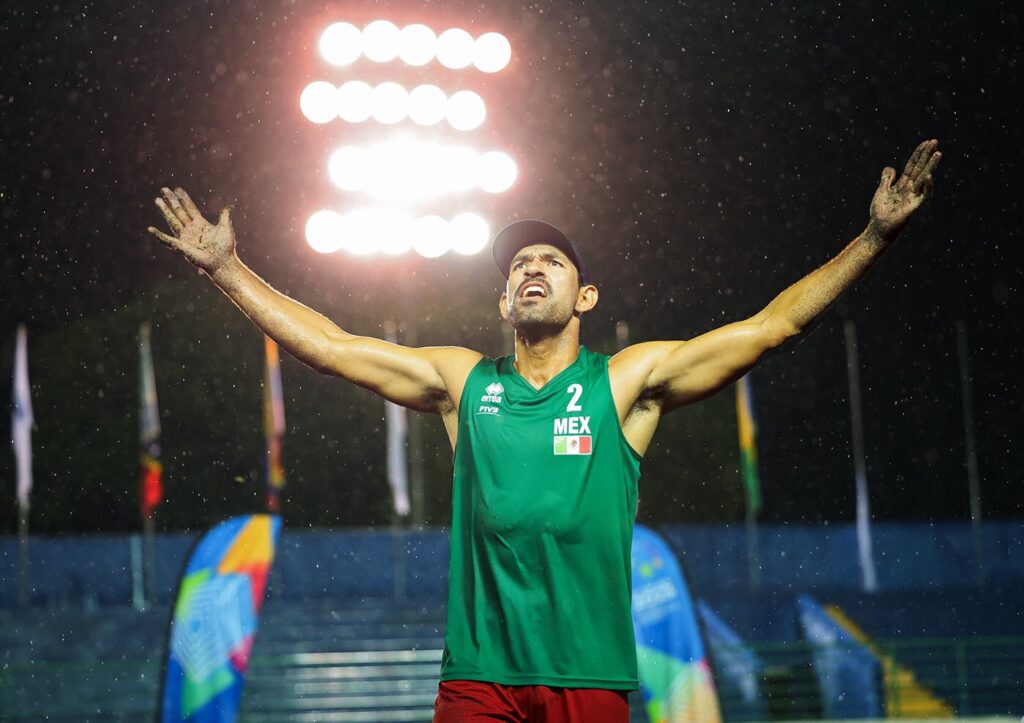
139, 323, 163, 519
262, 336, 285, 512
159, 514, 281, 722
383, 322, 410, 517
735, 374, 762, 516
12, 324, 34, 513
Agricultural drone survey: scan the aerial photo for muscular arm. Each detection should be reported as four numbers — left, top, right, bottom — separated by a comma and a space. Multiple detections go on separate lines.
147, 188, 481, 422
612, 140, 942, 452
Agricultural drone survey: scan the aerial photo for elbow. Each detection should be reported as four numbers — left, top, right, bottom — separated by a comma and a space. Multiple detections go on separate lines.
756, 317, 801, 361
760, 316, 800, 351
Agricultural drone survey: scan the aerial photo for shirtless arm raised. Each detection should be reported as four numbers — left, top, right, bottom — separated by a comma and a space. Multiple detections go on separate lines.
147, 188, 481, 447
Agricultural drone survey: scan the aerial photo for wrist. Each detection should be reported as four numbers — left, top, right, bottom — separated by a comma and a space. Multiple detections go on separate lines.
864, 219, 897, 247
209, 253, 243, 287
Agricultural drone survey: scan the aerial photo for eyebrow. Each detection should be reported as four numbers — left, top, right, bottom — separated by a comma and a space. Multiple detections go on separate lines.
511, 250, 566, 265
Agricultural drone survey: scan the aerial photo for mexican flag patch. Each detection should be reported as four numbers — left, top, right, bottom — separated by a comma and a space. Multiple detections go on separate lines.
553, 435, 592, 455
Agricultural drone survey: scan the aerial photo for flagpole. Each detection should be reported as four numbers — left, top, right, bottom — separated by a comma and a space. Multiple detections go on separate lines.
18, 507, 29, 607
955, 320, 985, 587
143, 516, 157, 604
843, 320, 878, 592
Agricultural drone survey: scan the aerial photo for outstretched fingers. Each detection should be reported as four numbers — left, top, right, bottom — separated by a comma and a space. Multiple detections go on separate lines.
174, 187, 203, 219
901, 141, 928, 180
154, 197, 183, 234
914, 149, 942, 194
161, 187, 193, 225
147, 226, 178, 247
909, 140, 939, 183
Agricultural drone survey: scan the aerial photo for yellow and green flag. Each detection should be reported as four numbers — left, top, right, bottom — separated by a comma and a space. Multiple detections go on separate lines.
736, 374, 761, 516
263, 336, 286, 512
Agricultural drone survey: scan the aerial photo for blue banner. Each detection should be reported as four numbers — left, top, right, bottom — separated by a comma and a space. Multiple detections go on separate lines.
160, 514, 281, 722
797, 594, 882, 719
631, 524, 722, 722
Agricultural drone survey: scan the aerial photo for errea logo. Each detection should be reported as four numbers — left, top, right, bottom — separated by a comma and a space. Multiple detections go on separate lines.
478, 381, 504, 415
481, 382, 504, 404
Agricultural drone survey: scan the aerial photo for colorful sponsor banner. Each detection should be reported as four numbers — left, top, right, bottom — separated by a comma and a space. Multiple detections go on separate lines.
139, 322, 163, 519
735, 374, 761, 516
262, 337, 285, 511
160, 514, 281, 722
631, 525, 722, 723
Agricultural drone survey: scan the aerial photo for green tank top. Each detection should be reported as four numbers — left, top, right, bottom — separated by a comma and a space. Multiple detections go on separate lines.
440, 346, 642, 689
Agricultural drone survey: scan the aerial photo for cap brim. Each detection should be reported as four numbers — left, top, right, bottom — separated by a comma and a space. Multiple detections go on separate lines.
492, 219, 588, 281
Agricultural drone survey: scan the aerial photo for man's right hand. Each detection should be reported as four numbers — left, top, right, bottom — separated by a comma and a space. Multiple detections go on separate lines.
147, 187, 236, 275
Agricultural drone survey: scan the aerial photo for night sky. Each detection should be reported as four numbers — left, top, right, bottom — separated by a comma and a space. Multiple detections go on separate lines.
1, 1, 1020, 533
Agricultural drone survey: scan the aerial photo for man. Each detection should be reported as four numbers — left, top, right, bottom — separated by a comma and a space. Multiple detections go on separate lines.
148, 139, 941, 722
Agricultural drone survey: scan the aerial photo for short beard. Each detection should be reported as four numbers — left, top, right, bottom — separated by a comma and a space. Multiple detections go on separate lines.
508, 300, 574, 342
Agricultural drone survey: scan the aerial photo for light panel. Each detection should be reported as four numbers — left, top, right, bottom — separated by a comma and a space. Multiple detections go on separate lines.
435, 28, 476, 69
362, 20, 401, 63
473, 32, 512, 73
398, 24, 437, 66
446, 90, 486, 131
319, 22, 362, 66
299, 81, 339, 124
327, 141, 518, 200
305, 210, 490, 258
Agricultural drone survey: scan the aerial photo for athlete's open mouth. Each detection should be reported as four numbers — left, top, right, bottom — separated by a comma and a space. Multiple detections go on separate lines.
519, 283, 548, 299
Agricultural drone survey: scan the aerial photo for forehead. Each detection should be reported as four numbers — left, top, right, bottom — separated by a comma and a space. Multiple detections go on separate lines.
510, 243, 572, 266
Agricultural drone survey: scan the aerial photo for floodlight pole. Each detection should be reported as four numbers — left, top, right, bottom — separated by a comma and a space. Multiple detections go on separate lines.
955, 320, 985, 587
844, 320, 878, 593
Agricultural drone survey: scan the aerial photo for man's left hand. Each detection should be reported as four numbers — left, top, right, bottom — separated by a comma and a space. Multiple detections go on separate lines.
869, 139, 942, 240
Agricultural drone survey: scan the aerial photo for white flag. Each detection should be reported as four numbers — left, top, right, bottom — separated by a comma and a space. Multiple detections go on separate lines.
12, 324, 34, 513
383, 322, 410, 517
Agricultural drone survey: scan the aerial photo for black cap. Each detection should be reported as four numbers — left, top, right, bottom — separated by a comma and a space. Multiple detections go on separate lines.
491, 219, 591, 283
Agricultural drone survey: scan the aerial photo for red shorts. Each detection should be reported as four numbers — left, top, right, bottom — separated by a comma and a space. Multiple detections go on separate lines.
433, 680, 630, 723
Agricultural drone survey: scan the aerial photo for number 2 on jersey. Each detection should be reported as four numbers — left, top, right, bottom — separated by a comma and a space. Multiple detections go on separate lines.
566, 383, 583, 412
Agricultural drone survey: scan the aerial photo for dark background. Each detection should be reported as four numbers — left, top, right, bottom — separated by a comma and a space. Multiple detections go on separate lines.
1, 1, 1020, 533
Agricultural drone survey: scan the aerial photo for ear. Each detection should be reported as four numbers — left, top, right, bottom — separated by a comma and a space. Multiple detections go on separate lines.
575, 284, 599, 314
499, 290, 510, 321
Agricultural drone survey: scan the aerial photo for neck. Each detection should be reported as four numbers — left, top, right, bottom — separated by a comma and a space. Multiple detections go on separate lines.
512, 322, 581, 389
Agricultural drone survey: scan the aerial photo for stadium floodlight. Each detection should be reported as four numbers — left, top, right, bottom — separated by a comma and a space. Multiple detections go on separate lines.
370, 82, 409, 124
305, 209, 346, 253
437, 146, 479, 194
327, 146, 368, 191
300, 81, 339, 124
326, 141, 517, 199
337, 80, 374, 123
305, 209, 493, 257
436, 28, 475, 69
408, 84, 448, 126
446, 90, 486, 131
450, 212, 490, 255
362, 20, 401, 63
412, 215, 451, 258
320, 22, 363, 66
472, 33, 512, 73
305, 21, 514, 259
398, 24, 437, 66
477, 151, 518, 193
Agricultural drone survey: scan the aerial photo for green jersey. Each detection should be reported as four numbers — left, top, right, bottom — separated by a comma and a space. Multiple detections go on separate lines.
440, 346, 642, 689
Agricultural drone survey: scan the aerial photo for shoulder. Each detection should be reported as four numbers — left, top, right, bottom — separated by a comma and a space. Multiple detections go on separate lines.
420, 347, 486, 411
425, 346, 487, 382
